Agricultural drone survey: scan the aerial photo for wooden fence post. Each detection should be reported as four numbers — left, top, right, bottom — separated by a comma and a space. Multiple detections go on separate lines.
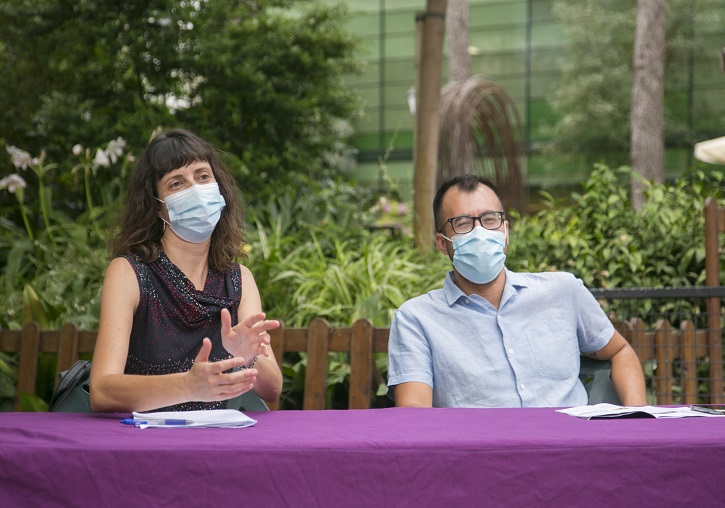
349, 319, 374, 409
304, 319, 329, 410
680, 320, 697, 405
16, 322, 41, 410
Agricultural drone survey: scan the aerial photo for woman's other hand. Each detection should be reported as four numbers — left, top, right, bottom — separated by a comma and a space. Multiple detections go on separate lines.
220, 308, 279, 365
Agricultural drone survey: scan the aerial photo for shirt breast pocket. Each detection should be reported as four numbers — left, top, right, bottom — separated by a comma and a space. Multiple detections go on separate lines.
524, 320, 578, 380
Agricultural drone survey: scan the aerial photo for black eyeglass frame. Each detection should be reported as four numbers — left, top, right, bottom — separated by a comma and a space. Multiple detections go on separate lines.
438, 211, 506, 234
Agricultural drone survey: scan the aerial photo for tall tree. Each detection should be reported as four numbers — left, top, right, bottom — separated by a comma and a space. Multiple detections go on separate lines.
0, 0, 364, 204
548, 0, 715, 174
413, 0, 447, 252
630, 0, 666, 209
446, 0, 469, 82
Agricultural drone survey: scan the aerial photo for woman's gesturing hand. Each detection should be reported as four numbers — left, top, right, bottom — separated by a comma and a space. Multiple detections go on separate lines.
220, 308, 280, 365
186, 338, 257, 402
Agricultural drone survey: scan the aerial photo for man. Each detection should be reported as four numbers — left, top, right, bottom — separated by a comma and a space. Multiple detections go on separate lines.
387, 175, 646, 408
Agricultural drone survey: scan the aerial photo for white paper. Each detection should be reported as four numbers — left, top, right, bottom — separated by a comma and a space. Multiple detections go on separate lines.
556, 403, 722, 420
130, 409, 257, 429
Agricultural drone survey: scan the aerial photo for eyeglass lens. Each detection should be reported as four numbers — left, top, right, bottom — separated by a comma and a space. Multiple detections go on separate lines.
450, 212, 503, 234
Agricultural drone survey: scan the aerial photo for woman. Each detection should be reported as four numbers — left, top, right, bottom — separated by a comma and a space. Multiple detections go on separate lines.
90, 129, 282, 412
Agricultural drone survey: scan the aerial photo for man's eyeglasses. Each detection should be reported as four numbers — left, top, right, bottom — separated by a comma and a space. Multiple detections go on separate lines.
439, 211, 505, 234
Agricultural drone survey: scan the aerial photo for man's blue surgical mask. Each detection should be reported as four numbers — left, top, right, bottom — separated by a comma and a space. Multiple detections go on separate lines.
441, 225, 507, 284
156, 183, 226, 243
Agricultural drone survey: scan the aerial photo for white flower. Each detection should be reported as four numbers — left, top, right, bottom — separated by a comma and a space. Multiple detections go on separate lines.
0, 174, 27, 194
72, 144, 83, 156
93, 148, 110, 167
6, 145, 32, 170
105, 137, 126, 164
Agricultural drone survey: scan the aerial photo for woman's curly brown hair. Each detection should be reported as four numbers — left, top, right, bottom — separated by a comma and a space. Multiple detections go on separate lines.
111, 128, 246, 272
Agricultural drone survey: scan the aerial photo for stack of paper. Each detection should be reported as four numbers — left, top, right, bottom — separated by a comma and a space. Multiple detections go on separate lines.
556, 403, 718, 420
123, 409, 257, 429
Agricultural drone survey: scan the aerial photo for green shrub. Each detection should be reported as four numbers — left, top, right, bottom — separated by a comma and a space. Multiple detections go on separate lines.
507, 164, 724, 289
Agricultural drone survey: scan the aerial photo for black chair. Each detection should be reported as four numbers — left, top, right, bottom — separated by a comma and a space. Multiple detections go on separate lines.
228, 391, 269, 412
579, 356, 621, 405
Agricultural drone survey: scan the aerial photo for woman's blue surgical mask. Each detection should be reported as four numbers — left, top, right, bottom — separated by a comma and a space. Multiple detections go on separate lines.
441, 225, 507, 284
156, 183, 226, 243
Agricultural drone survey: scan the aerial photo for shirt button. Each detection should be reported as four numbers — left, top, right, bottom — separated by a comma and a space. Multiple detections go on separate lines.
520, 384, 526, 390
465, 299, 470, 304
507, 348, 514, 355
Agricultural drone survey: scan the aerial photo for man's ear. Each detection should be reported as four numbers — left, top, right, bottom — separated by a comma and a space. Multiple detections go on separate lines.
504, 221, 509, 252
435, 232, 449, 256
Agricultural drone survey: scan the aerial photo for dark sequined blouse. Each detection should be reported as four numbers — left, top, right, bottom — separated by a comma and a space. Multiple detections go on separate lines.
123, 252, 242, 411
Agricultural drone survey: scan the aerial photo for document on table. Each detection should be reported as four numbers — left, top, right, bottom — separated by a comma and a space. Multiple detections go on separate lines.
123, 409, 257, 429
556, 403, 722, 420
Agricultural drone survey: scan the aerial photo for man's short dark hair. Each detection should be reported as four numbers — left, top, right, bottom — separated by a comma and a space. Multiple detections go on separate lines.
433, 175, 502, 231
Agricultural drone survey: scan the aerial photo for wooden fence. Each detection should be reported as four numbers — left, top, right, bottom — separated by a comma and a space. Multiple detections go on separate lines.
2, 311, 724, 410
612, 317, 721, 404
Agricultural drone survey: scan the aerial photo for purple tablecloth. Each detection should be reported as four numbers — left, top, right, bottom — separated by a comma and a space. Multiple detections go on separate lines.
1, 407, 723, 507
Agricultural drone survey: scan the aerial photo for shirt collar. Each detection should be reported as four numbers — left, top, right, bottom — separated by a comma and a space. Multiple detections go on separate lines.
442, 271, 463, 306
442, 267, 529, 307
503, 268, 529, 290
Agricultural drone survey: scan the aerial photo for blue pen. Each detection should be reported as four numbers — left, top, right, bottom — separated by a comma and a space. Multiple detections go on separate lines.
120, 418, 194, 425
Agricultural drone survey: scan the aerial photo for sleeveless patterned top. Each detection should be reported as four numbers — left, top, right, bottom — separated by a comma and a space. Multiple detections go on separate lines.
123, 252, 242, 411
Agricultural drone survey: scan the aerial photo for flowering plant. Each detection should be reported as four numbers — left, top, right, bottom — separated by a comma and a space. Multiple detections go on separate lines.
70, 137, 131, 211
369, 196, 412, 236
1, 138, 133, 330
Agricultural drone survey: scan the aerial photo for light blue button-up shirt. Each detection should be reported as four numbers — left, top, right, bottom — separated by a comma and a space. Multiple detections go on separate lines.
387, 268, 614, 407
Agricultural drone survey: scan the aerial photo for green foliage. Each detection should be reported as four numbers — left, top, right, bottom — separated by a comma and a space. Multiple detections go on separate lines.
18, 393, 49, 412
0, 0, 177, 162
175, 1, 365, 200
508, 163, 724, 289
0, 352, 17, 411
246, 177, 447, 327
0, 0, 365, 204
1, 141, 128, 329
267, 234, 445, 326
245, 179, 447, 408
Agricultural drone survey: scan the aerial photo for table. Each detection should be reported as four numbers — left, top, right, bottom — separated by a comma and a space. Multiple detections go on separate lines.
1, 408, 723, 507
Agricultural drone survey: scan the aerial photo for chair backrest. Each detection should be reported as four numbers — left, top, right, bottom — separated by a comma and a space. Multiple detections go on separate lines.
704, 197, 725, 403
226, 389, 269, 412
578, 357, 621, 405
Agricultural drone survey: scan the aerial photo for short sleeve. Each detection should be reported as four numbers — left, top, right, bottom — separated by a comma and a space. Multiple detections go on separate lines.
387, 306, 435, 393
573, 277, 614, 352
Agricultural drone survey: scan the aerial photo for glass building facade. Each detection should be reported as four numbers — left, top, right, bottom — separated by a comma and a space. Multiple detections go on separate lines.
331, 0, 725, 202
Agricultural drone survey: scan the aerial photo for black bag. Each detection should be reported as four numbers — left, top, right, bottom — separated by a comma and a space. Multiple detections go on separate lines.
49, 360, 92, 412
